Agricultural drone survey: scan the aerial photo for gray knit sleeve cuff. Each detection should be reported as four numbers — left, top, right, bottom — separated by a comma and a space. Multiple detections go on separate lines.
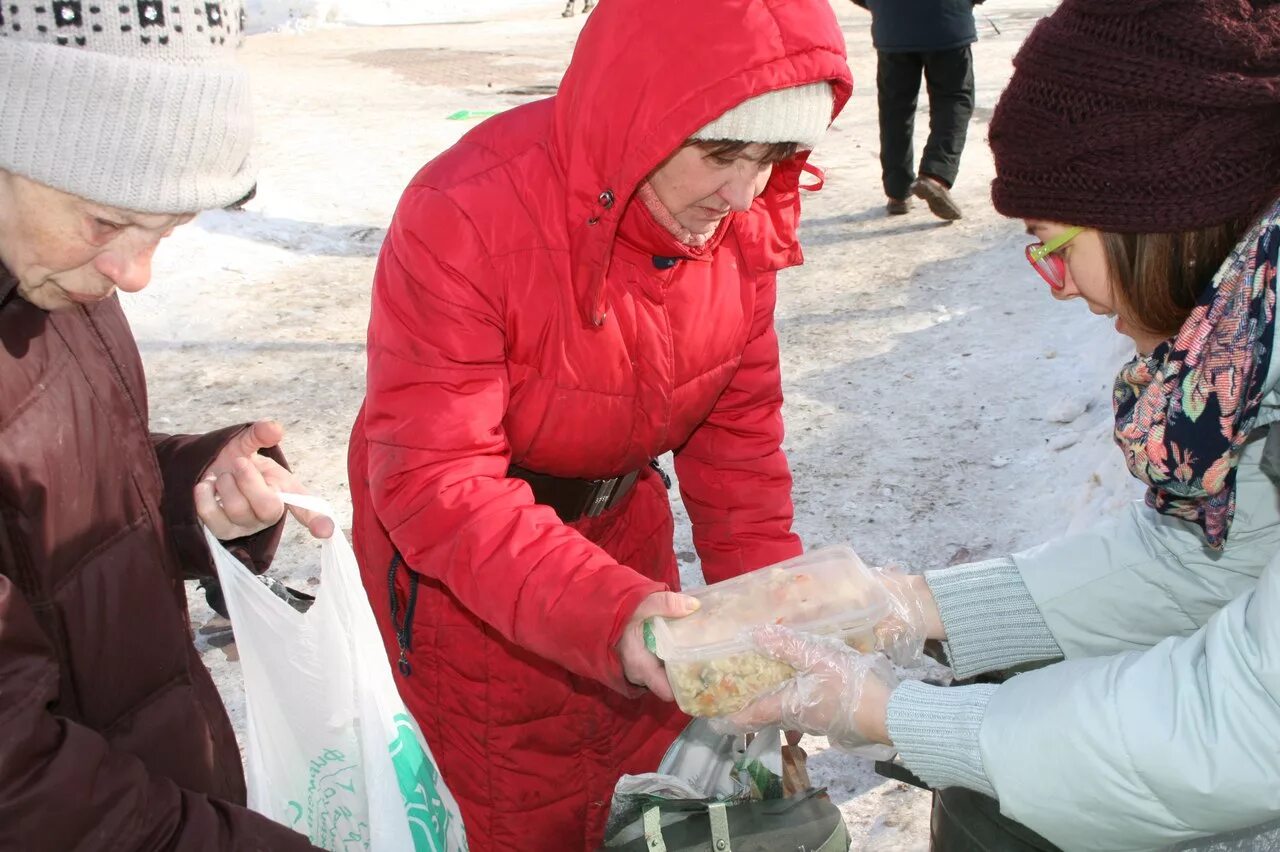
886, 680, 999, 798
925, 557, 1063, 679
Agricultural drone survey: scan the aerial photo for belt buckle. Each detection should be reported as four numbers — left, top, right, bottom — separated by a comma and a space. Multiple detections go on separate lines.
584, 476, 620, 518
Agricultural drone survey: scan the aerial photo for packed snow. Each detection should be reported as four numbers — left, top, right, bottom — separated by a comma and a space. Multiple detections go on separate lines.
243, 0, 555, 32
124, 0, 1145, 846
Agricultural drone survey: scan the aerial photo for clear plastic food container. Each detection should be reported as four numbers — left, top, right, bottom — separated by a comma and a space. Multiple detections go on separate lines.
646, 545, 890, 718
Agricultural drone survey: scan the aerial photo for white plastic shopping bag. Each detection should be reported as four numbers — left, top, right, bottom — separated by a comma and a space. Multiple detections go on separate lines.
205, 493, 468, 852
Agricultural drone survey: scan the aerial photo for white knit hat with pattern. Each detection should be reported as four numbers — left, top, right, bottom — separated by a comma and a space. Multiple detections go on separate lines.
691, 82, 834, 150
0, 0, 253, 213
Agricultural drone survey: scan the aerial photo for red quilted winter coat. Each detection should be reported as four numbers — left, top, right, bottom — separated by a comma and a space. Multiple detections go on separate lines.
347, 1, 852, 848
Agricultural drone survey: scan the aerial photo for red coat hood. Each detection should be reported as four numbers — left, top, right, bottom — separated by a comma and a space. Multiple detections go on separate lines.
551, 0, 853, 325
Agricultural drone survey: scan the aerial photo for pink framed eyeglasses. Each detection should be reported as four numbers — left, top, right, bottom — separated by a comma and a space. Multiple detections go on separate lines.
1025, 226, 1084, 290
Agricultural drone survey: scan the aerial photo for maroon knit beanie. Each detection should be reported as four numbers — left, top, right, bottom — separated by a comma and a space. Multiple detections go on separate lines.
989, 0, 1280, 233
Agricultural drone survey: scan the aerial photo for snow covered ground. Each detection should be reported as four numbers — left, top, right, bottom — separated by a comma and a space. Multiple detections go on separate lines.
244, 0, 555, 32
124, 0, 1146, 847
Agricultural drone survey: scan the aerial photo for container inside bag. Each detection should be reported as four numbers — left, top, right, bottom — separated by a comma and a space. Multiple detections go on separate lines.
648, 545, 891, 717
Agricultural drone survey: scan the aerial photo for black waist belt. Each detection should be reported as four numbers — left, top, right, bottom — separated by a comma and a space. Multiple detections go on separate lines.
508, 462, 652, 522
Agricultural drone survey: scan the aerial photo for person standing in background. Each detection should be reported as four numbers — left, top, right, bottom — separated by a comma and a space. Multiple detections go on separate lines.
562, 0, 593, 18
853, 0, 980, 220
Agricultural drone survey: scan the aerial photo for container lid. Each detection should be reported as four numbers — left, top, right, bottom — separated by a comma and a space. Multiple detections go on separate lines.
648, 544, 891, 663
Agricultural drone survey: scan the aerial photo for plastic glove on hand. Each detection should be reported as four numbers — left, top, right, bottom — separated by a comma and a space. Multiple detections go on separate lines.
872, 568, 931, 666
710, 625, 898, 754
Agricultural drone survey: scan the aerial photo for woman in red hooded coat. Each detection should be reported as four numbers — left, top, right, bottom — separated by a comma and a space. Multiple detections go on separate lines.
347, 0, 853, 848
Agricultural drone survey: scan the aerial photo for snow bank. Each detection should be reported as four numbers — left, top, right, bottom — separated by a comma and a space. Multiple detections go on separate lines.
245, 0, 552, 33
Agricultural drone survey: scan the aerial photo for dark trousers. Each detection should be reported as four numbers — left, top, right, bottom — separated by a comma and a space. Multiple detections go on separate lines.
877, 45, 975, 200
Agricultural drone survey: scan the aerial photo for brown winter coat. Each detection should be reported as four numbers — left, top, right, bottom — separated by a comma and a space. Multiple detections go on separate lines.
0, 267, 316, 851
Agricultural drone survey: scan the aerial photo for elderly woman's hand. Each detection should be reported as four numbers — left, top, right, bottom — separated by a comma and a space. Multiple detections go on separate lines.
195, 420, 334, 541
711, 626, 898, 752
615, 591, 700, 701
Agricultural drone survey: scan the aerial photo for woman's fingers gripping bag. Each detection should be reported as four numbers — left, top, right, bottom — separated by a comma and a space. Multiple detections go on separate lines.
203, 492, 469, 852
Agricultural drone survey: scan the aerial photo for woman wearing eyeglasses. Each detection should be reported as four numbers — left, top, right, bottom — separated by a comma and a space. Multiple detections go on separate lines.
717, 1, 1280, 850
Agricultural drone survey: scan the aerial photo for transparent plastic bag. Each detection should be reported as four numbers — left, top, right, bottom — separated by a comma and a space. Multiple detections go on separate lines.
647, 545, 891, 717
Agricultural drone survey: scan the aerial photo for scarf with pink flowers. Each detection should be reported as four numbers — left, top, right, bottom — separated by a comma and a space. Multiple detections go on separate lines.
1113, 201, 1280, 550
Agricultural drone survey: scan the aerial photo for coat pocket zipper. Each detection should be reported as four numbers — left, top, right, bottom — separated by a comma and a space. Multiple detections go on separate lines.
386, 550, 420, 677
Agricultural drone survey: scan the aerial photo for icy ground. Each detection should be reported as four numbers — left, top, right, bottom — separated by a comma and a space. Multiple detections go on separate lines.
125, 1, 1144, 847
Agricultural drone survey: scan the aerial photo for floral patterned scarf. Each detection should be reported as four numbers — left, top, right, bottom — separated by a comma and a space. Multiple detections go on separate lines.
1113, 200, 1280, 550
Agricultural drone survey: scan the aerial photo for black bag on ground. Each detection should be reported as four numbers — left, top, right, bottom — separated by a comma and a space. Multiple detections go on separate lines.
602, 791, 848, 852
599, 720, 849, 852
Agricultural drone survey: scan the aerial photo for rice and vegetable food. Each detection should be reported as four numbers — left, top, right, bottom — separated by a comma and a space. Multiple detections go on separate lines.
660, 567, 880, 717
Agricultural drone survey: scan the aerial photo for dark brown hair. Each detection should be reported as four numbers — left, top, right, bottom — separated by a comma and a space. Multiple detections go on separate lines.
1101, 215, 1256, 339
691, 139, 800, 165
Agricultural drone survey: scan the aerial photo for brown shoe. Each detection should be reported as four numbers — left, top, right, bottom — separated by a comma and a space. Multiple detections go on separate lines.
561, 1, 575, 15
911, 176, 962, 220
886, 197, 910, 216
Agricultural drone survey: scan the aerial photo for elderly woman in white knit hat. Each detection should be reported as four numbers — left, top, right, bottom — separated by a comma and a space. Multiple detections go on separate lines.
343, 0, 853, 848
0, 3, 329, 848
